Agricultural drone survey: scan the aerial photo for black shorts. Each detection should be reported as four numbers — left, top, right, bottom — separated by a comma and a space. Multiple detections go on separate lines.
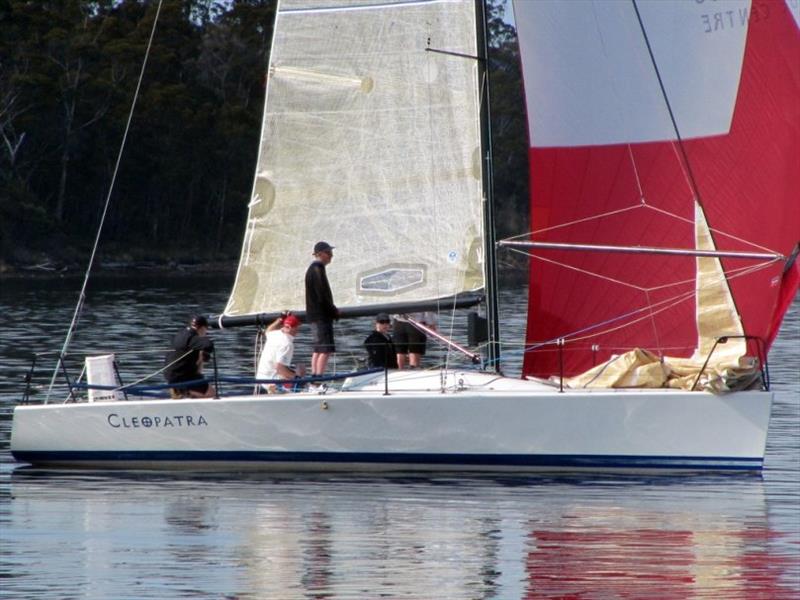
393, 320, 427, 355
311, 320, 336, 353
169, 375, 209, 397
186, 381, 210, 394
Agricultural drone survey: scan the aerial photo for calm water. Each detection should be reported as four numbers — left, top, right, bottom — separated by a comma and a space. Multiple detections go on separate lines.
1, 275, 798, 599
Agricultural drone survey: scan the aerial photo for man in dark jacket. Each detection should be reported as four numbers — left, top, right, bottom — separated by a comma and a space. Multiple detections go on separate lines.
164, 315, 215, 398
305, 241, 338, 377
364, 313, 398, 369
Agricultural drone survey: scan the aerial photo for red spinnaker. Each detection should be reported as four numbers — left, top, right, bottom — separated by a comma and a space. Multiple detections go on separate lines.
516, 0, 800, 378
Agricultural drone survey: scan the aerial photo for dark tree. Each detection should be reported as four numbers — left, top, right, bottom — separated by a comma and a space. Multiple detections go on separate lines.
0, 0, 523, 272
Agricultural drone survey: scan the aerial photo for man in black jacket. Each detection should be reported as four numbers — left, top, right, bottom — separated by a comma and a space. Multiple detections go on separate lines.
364, 313, 398, 369
164, 315, 215, 398
305, 241, 338, 377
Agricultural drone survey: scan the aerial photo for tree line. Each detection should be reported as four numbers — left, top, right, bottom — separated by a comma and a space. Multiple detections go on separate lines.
0, 0, 527, 270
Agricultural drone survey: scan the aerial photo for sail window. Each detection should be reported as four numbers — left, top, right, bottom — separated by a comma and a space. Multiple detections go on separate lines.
358, 265, 427, 295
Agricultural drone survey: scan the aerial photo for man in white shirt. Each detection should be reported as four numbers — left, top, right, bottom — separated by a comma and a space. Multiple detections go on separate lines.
256, 314, 305, 393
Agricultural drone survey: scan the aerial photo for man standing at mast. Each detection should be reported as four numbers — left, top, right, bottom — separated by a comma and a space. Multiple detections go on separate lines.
305, 241, 338, 378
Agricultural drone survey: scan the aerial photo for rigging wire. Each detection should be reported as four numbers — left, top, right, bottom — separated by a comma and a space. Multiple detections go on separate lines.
254, 326, 266, 395
643, 288, 663, 358
629, 0, 746, 358
643, 203, 780, 254
624, 153, 661, 355
577, 0, 652, 340
505, 244, 775, 348
519, 260, 776, 350
116, 349, 193, 392
522, 203, 644, 237
630, 0, 705, 211
503, 199, 782, 256
624, 145, 660, 366
424, 13, 493, 372
627, 144, 646, 202
46, 1, 164, 402
514, 245, 779, 295
424, 30, 448, 370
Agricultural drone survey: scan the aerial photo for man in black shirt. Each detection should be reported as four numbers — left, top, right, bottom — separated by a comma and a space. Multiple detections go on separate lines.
305, 241, 338, 377
364, 313, 398, 369
164, 315, 215, 398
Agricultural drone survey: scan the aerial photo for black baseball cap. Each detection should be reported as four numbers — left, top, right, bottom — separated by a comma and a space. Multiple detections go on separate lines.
191, 315, 209, 328
313, 241, 334, 254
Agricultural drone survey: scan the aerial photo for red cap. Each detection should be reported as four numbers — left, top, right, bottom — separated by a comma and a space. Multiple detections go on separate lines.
283, 314, 301, 329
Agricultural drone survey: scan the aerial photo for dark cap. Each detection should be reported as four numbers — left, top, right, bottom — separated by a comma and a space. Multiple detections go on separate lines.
191, 315, 209, 328
313, 241, 334, 254
375, 313, 390, 323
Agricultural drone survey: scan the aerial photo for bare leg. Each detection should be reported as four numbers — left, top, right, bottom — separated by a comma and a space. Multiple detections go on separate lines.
189, 384, 216, 399
409, 353, 421, 368
316, 352, 330, 376
311, 352, 320, 375
396, 353, 407, 369
312, 352, 330, 376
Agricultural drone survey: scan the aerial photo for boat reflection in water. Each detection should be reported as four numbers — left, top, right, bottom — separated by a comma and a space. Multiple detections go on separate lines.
522, 502, 793, 598
5, 472, 796, 598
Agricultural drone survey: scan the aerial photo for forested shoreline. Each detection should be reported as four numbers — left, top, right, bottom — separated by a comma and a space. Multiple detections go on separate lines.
0, 0, 527, 275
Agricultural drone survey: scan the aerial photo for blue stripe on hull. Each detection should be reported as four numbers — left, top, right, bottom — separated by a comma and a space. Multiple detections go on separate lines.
11, 450, 764, 471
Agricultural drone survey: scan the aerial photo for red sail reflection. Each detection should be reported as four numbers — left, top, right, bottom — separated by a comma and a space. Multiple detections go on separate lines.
524, 524, 794, 598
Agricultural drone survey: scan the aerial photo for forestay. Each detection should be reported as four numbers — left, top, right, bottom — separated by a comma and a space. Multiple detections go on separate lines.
225, 0, 485, 319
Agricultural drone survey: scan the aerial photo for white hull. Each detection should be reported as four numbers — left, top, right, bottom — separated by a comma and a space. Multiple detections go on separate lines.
10, 371, 772, 473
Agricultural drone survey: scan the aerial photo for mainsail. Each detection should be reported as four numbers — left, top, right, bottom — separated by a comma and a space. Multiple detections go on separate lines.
514, 0, 800, 380
225, 0, 485, 320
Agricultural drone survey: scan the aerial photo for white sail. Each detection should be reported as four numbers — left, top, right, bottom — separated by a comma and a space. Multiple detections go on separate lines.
513, 0, 750, 147
225, 0, 485, 318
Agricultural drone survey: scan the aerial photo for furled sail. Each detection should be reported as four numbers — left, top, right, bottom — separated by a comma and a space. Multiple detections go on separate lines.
225, 0, 484, 320
514, 0, 800, 381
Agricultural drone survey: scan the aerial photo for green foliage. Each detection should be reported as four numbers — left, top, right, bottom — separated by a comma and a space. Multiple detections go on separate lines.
0, 0, 525, 267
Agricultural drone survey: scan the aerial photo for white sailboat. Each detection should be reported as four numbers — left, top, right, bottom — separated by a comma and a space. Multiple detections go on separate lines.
11, 0, 799, 472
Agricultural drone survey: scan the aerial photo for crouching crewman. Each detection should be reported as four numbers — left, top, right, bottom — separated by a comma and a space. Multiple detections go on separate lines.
256, 313, 306, 393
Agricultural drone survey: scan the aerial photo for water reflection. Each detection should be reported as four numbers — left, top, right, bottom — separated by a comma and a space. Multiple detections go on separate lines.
4, 471, 796, 599
522, 499, 792, 598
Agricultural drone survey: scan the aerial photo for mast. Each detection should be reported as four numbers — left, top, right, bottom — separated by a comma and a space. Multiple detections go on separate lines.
476, 0, 501, 372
